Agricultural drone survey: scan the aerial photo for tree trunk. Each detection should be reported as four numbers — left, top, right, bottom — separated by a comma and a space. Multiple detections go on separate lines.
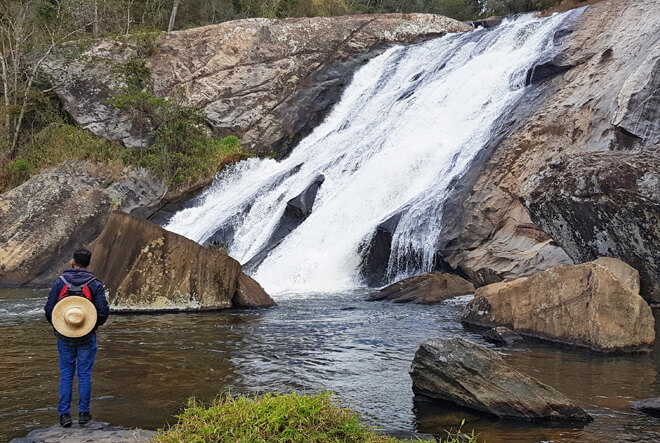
168, 0, 180, 35
93, 0, 99, 38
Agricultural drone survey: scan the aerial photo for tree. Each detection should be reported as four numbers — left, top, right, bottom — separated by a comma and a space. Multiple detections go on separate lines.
167, 0, 180, 34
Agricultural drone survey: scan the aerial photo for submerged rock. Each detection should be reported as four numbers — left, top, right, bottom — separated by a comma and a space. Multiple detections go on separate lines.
0, 163, 164, 287
410, 338, 592, 421
89, 212, 274, 311
632, 397, 660, 417
462, 258, 655, 352
369, 273, 474, 304
10, 421, 154, 443
483, 326, 523, 346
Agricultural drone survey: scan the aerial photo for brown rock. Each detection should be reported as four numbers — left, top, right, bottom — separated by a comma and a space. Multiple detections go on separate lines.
462, 258, 655, 352
233, 273, 276, 308
89, 212, 242, 311
0, 163, 163, 287
410, 338, 592, 421
369, 273, 474, 304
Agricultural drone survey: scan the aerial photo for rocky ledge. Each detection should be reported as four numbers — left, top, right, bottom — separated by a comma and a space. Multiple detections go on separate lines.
89, 212, 274, 311
10, 421, 154, 443
462, 258, 655, 352
368, 273, 474, 304
410, 338, 591, 421
46, 14, 471, 155
0, 163, 164, 287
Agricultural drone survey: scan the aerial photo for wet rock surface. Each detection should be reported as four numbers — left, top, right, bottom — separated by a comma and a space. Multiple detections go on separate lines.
483, 326, 523, 346
46, 15, 471, 155
0, 163, 164, 287
89, 212, 251, 311
10, 421, 154, 443
462, 258, 655, 352
438, 0, 660, 286
369, 273, 474, 304
410, 338, 592, 421
632, 397, 660, 417
522, 150, 660, 302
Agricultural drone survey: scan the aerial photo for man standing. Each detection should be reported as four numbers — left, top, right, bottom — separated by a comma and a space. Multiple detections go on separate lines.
44, 248, 110, 427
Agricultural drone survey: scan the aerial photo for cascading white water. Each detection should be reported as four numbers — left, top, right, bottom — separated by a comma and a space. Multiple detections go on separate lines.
166, 11, 580, 295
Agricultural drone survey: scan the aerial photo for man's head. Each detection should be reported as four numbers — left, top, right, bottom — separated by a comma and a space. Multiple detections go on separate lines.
71, 248, 92, 269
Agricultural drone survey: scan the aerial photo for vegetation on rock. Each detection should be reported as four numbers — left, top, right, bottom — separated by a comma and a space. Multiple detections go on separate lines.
154, 392, 478, 442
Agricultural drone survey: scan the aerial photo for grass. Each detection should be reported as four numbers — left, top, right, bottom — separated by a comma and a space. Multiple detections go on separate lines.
0, 122, 247, 193
154, 392, 480, 443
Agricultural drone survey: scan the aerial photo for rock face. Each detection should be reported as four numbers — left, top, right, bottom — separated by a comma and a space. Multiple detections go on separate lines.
437, 0, 660, 288
462, 258, 655, 352
410, 338, 592, 421
368, 273, 474, 304
0, 163, 164, 287
47, 15, 471, 155
522, 151, 660, 302
89, 212, 273, 310
9, 421, 154, 443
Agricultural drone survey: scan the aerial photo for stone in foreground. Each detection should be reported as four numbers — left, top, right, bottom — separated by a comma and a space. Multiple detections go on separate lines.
462, 258, 655, 352
89, 212, 274, 311
483, 326, 523, 346
10, 421, 154, 443
369, 273, 474, 304
410, 338, 591, 421
632, 397, 660, 417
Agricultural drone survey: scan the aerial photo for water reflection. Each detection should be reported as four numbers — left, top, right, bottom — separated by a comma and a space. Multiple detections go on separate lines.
1, 289, 659, 442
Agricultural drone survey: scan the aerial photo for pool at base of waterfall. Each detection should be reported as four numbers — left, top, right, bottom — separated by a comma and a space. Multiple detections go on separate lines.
2, 288, 659, 442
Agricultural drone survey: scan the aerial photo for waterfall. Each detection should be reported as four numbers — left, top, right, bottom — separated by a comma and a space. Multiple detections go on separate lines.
165, 11, 581, 295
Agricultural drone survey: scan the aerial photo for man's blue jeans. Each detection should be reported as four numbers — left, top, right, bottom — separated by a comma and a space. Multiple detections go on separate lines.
57, 335, 97, 415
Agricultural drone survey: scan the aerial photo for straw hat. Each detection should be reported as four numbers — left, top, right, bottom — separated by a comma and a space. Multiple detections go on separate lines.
52, 297, 98, 338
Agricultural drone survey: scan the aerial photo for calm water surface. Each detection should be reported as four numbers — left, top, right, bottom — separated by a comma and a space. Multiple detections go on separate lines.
1, 288, 659, 442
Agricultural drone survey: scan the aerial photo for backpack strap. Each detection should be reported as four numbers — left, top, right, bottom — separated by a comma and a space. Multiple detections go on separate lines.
81, 277, 96, 301
57, 276, 96, 302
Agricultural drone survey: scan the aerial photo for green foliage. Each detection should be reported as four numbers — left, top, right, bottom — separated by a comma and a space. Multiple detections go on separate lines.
154, 392, 480, 442
154, 392, 401, 443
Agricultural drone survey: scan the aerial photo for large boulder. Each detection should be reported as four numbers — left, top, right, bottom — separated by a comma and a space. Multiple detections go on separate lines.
462, 258, 655, 352
368, 273, 474, 304
522, 150, 660, 302
89, 212, 274, 311
410, 338, 592, 421
436, 0, 659, 288
0, 163, 164, 287
45, 15, 471, 155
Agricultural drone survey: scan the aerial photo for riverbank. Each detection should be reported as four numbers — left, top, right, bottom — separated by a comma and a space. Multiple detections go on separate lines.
2, 288, 659, 442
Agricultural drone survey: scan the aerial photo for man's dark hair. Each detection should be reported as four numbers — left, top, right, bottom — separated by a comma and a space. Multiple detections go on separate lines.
73, 248, 92, 268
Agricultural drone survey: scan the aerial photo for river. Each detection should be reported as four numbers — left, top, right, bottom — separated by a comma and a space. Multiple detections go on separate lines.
1, 288, 659, 442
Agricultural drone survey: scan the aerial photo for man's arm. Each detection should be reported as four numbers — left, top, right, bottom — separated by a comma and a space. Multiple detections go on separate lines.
44, 280, 61, 325
93, 282, 110, 327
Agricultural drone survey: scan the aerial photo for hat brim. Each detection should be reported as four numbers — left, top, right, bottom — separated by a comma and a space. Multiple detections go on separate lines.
52, 296, 98, 338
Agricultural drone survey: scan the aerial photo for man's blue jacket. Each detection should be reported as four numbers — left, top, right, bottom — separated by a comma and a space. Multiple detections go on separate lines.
44, 268, 110, 343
